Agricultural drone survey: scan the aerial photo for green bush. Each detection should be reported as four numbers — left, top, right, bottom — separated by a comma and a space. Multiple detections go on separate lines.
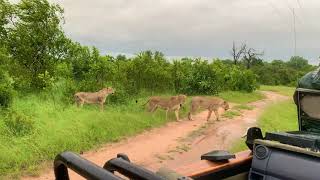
224, 66, 258, 92
61, 79, 78, 104
0, 71, 15, 108
0, 87, 14, 108
182, 59, 222, 95
108, 87, 129, 105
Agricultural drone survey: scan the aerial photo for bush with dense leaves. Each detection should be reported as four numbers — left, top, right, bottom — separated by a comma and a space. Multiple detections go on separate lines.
0, 70, 15, 108
181, 59, 222, 95
224, 66, 258, 92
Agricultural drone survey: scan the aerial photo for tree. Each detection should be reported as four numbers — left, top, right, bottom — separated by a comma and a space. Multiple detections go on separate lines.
7, 0, 68, 89
0, 0, 14, 43
287, 56, 310, 70
230, 41, 246, 65
243, 48, 264, 69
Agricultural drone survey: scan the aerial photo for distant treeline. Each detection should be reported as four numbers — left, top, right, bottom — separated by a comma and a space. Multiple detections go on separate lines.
0, 0, 316, 107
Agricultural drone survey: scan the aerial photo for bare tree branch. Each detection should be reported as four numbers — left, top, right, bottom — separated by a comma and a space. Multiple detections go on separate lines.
230, 42, 246, 65
243, 48, 263, 69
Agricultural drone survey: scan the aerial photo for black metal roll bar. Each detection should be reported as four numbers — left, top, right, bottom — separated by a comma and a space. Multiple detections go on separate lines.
54, 151, 121, 180
103, 154, 165, 180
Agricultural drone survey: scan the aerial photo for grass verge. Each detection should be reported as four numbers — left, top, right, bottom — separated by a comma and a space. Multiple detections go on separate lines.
259, 85, 295, 97
229, 100, 297, 153
219, 91, 265, 104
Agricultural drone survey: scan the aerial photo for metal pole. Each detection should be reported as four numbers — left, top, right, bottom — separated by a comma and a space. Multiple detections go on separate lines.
293, 8, 297, 57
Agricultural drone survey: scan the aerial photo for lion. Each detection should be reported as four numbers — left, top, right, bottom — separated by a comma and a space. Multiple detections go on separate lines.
188, 96, 229, 121
74, 87, 115, 111
144, 94, 187, 121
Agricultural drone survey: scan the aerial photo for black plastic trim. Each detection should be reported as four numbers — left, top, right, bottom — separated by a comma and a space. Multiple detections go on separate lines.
54, 151, 121, 180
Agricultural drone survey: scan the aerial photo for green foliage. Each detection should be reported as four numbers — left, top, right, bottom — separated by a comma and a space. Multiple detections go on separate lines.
224, 65, 258, 92
251, 57, 316, 87
108, 87, 129, 105
6, 0, 68, 90
0, 68, 14, 108
127, 50, 173, 93
182, 59, 221, 95
173, 59, 258, 95
0, 87, 14, 108
0, 0, 14, 40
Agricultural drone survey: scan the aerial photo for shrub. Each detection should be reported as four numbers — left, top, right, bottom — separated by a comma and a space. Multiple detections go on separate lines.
0, 71, 15, 109
108, 87, 129, 105
0, 87, 14, 108
183, 59, 222, 95
224, 66, 258, 92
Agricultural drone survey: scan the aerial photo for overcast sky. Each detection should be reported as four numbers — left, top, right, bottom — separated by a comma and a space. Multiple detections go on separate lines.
51, 0, 320, 64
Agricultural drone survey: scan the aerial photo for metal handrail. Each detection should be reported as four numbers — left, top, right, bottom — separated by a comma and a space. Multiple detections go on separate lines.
54, 151, 121, 180
103, 154, 165, 180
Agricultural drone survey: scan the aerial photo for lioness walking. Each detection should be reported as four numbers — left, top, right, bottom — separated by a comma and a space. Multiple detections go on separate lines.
74, 87, 115, 111
188, 96, 229, 121
144, 94, 187, 121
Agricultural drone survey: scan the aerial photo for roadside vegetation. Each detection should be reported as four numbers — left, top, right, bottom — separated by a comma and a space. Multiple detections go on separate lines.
0, 0, 316, 177
260, 85, 296, 97
230, 87, 297, 153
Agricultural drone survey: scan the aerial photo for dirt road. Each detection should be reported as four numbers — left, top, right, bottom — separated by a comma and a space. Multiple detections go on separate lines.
23, 91, 288, 180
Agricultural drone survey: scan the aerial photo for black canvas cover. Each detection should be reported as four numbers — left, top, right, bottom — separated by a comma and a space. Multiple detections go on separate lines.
298, 67, 320, 89
292, 68, 320, 133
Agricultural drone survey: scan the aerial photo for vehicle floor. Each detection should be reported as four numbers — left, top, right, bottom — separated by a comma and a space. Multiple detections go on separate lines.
23, 91, 288, 180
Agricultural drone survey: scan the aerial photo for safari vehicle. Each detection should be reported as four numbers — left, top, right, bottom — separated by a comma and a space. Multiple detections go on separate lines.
54, 70, 320, 180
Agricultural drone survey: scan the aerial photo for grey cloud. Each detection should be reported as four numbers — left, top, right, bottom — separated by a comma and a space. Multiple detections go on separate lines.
51, 0, 320, 64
